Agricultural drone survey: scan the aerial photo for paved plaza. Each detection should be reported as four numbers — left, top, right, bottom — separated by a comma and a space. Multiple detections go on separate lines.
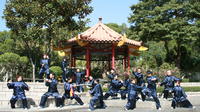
0, 92, 199, 112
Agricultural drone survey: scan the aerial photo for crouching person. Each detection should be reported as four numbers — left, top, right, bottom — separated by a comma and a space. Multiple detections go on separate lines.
61, 78, 84, 106
104, 75, 123, 100
125, 78, 143, 110
171, 79, 194, 109
89, 79, 106, 111
39, 73, 62, 108
7, 75, 29, 109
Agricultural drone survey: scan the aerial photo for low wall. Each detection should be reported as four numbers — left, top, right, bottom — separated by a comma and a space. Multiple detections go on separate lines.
0, 82, 65, 108
0, 82, 200, 108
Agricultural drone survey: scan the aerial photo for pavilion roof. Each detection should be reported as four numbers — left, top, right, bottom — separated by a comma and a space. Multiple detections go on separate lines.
67, 18, 142, 46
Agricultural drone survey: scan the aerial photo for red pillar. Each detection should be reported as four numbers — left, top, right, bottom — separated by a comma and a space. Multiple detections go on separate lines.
73, 57, 76, 67
111, 44, 115, 69
123, 55, 127, 71
86, 46, 90, 77
127, 48, 130, 74
71, 57, 74, 67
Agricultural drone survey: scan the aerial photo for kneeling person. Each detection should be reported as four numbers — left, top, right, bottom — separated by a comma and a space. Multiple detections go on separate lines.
39, 73, 62, 108
171, 79, 193, 109
89, 79, 106, 111
61, 78, 84, 106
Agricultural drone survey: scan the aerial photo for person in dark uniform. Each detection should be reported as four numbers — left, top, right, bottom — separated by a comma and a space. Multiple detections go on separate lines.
39, 54, 50, 79
61, 78, 84, 106
74, 69, 85, 93
89, 79, 106, 111
132, 68, 146, 101
171, 79, 194, 109
121, 73, 131, 99
7, 75, 29, 109
104, 75, 123, 100
142, 70, 161, 110
88, 76, 95, 90
160, 70, 179, 99
39, 73, 62, 108
125, 78, 143, 110
61, 58, 69, 82
107, 69, 116, 81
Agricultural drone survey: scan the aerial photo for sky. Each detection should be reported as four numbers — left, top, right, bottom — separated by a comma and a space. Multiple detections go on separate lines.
0, 0, 139, 31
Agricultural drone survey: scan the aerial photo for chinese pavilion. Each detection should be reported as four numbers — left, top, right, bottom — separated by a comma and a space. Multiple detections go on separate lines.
54, 18, 147, 77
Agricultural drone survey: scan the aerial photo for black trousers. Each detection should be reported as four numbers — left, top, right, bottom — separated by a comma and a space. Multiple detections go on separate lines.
10, 96, 28, 109
61, 93, 84, 106
39, 92, 62, 107
126, 99, 136, 110
172, 99, 193, 109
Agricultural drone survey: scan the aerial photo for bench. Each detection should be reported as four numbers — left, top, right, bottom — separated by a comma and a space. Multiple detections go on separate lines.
13, 98, 37, 108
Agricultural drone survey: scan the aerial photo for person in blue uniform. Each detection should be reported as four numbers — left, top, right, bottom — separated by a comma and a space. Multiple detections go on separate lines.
88, 76, 95, 90
89, 79, 106, 111
143, 70, 161, 110
39, 73, 62, 108
132, 68, 146, 101
125, 78, 143, 110
160, 70, 179, 99
39, 54, 50, 79
171, 79, 193, 109
61, 58, 69, 82
121, 73, 131, 99
61, 78, 84, 106
7, 75, 29, 109
103, 75, 123, 100
107, 69, 116, 81
74, 69, 85, 93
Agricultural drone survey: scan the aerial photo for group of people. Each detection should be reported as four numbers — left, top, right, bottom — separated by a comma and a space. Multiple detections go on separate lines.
102, 68, 194, 110
7, 73, 85, 109
7, 55, 194, 111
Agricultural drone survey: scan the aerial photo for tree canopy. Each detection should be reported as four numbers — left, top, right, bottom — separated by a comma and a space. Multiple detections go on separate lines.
129, 0, 200, 71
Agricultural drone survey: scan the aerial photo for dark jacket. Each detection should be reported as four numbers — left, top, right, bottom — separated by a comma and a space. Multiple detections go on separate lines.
46, 79, 58, 93
40, 58, 50, 69
61, 60, 68, 71
160, 75, 179, 90
172, 85, 187, 102
127, 83, 143, 100
109, 79, 123, 93
7, 81, 29, 97
146, 75, 158, 90
90, 84, 103, 97
133, 72, 145, 86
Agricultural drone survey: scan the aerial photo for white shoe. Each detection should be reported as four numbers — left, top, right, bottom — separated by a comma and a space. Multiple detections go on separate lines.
24, 108, 28, 110
193, 106, 196, 109
124, 107, 128, 111
158, 108, 161, 110
88, 109, 94, 111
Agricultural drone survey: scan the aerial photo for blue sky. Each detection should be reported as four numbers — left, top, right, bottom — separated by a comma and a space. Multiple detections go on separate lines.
0, 0, 139, 31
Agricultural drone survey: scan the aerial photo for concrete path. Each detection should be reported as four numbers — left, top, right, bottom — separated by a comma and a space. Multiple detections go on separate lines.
0, 92, 200, 112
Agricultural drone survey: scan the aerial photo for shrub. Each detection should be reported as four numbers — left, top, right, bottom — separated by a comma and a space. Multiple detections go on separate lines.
49, 66, 62, 78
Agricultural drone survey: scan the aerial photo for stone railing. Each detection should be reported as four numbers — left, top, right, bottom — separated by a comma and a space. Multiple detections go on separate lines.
0, 82, 64, 108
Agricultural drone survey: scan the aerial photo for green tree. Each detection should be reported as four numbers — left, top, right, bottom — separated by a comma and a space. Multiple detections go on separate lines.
0, 53, 29, 81
3, 0, 93, 81
106, 23, 129, 34
129, 0, 200, 69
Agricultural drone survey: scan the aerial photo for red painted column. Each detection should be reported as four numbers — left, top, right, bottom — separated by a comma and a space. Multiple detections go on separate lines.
71, 57, 74, 67
127, 48, 130, 74
123, 55, 127, 71
73, 57, 76, 67
86, 46, 90, 77
111, 44, 115, 69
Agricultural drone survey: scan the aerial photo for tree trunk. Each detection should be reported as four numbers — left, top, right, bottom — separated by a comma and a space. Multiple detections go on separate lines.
175, 41, 181, 69
30, 58, 36, 82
